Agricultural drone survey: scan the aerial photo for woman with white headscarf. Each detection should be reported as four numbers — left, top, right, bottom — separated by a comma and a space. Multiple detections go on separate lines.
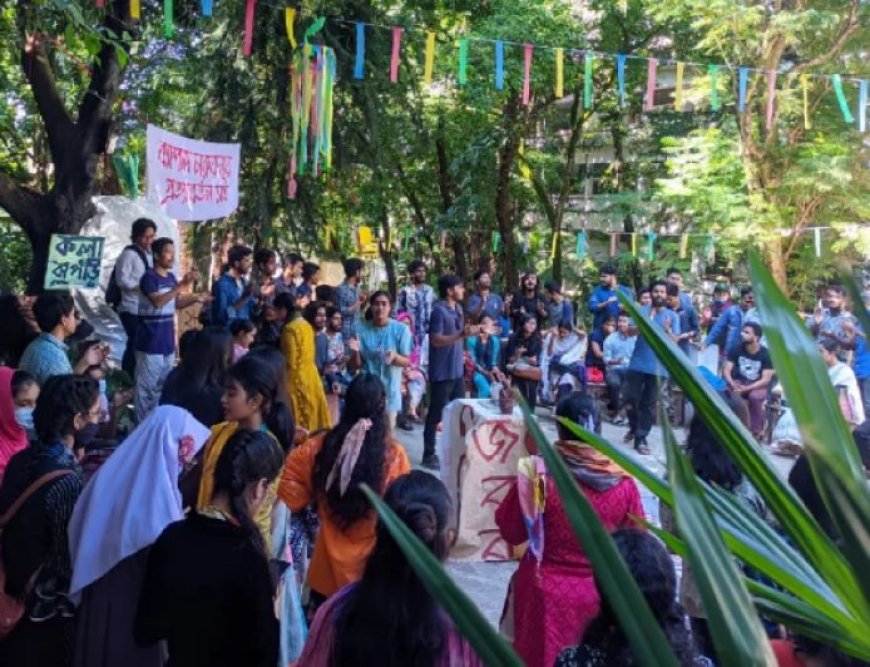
67, 405, 210, 667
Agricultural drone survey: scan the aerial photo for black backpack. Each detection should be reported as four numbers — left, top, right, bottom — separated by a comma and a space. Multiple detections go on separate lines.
106, 245, 149, 310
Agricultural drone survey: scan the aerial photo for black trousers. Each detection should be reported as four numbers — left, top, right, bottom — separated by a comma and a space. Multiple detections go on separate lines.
119, 311, 138, 378
622, 370, 661, 440
423, 377, 465, 458
514, 377, 539, 411
605, 367, 627, 411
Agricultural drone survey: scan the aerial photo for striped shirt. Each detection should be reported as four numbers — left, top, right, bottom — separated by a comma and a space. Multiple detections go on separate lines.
136, 269, 177, 355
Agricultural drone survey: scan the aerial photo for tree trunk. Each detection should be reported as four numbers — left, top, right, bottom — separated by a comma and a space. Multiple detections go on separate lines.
379, 209, 397, 299
0, 0, 132, 294
495, 96, 521, 294
765, 234, 788, 292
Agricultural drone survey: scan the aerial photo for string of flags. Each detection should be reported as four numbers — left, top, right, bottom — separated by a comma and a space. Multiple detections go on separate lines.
94, 4, 870, 133
351, 223, 850, 261
566, 225, 853, 262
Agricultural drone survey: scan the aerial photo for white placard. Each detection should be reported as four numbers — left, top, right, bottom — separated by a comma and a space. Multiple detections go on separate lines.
146, 124, 240, 221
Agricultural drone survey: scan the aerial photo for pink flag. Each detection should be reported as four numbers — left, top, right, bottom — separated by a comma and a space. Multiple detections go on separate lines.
766, 69, 777, 130
243, 0, 256, 56
390, 27, 402, 83
645, 58, 657, 111
96, 0, 105, 7
522, 43, 533, 106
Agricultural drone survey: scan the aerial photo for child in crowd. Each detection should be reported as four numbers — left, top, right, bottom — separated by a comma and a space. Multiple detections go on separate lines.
231, 319, 257, 362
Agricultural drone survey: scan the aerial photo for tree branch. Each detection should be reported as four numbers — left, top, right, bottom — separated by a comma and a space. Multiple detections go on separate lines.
791, 0, 860, 75
19, 38, 75, 164
0, 170, 46, 233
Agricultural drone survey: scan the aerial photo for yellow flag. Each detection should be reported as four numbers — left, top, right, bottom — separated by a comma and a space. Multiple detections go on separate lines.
679, 233, 689, 258
285, 8, 297, 50
631, 233, 637, 256
424, 32, 436, 85
674, 62, 684, 111
555, 48, 564, 98
518, 140, 531, 182
131, 0, 140, 19
801, 74, 811, 130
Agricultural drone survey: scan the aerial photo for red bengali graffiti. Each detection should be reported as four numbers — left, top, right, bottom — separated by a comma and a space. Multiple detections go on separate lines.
479, 529, 512, 561
473, 421, 520, 464
480, 475, 515, 508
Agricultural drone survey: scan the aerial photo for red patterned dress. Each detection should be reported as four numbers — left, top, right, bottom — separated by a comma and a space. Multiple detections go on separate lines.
495, 474, 644, 667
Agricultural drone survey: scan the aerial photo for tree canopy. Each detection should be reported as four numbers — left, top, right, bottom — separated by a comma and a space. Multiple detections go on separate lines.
0, 0, 867, 301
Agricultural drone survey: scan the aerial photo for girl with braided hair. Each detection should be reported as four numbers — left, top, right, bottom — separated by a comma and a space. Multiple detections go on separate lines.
297, 471, 484, 666
278, 373, 411, 614
135, 428, 284, 667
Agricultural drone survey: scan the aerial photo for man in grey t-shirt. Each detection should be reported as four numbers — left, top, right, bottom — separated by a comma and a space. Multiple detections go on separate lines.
423, 275, 479, 470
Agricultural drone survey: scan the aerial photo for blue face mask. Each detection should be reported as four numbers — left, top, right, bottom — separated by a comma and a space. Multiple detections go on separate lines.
14, 407, 34, 436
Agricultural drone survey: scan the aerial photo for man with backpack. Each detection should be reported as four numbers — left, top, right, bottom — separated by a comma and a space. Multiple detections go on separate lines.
108, 218, 156, 377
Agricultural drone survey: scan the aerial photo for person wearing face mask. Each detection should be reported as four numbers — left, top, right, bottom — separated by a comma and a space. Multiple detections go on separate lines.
68, 406, 211, 667
0, 374, 99, 667
135, 429, 284, 667
0, 368, 38, 485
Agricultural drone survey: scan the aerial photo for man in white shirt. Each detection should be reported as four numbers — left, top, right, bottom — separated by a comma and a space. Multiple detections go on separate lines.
112, 218, 156, 377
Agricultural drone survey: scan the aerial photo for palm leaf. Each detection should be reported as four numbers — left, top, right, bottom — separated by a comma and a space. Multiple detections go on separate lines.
748, 252, 870, 621
617, 290, 861, 616
663, 418, 777, 666
361, 485, 523, 667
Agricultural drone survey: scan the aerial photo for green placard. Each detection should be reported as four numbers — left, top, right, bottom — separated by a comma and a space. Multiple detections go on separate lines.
44, 234, 105, 290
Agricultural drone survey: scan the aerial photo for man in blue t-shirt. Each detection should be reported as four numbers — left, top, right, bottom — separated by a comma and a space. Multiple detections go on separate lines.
423, 275, 479, 470
622, 280, 681, 454
135, 237, 211, 419
587, 265, 633, 334
211, 244, 255, 327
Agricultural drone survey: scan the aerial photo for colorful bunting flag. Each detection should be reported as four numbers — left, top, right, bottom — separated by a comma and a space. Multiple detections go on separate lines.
424, 32, 436, 85
243, 0, 256, 56
284, 9, 296, 49
354, 22, 365, 79
201, 0, 213, 17
646, 232, 657, 261
674, 62, 684, 111
390, 27, 402, 83
96, 0, 105, 7
130, 0, 140, 19
814, 227, 821, 258
645, 59, 656, 111
458, 39, 469, 85
859, 80, 868, 133
801, 74, 811, 130
555, 48, 564, 98
616, 54, 627, 107
738, 67, 748, 113
584, 51, 593, 109
679, 233, 689, 259
522, 43, 533, 106
708, 64, 719, 111
164, 0, 173, 38
832, 74, 854, 124
631, 233, 637, 257
492, 231, 501, 253
576, 230, 587, 260
609, 232, 618, 257
495, 40, 504, 91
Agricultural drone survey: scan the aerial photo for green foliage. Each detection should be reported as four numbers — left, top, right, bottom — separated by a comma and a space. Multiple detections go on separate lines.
0, 221, 32, 294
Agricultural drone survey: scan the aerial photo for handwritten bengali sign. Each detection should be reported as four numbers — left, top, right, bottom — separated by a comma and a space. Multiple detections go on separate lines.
146, 125, 240, 221
44, 235, 104, 291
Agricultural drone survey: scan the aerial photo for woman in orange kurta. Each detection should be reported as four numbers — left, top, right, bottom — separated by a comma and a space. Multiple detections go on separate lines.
278, 373, 410, 605
280, 292, 331, 434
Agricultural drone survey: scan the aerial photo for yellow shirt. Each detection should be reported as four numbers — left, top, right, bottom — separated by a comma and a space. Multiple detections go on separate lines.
197, 421, 279, 552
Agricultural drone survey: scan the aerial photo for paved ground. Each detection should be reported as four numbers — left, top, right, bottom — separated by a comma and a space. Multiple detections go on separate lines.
393, 405, 795, 627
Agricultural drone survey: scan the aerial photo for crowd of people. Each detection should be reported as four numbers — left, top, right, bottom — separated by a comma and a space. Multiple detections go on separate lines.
0, 217, 866, 667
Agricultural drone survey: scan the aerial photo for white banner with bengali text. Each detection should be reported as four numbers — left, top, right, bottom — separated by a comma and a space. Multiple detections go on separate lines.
146, 124, 240, 221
